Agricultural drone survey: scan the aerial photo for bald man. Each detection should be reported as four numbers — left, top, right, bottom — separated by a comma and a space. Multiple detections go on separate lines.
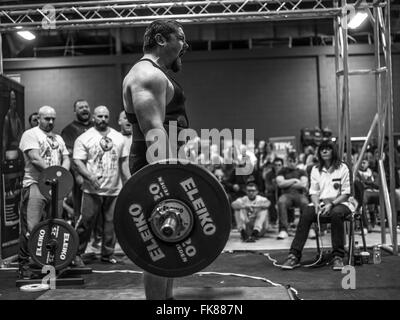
73, 106, 130, 266
18, 106, 70, 279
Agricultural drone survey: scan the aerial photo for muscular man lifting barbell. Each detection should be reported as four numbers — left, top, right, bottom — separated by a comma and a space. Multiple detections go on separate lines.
122, 20, 190, 300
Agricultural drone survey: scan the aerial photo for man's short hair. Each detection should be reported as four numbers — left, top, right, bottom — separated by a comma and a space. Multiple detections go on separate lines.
73, 99, 88, 110
143, 20, 182, 53
246, 181, 258, 189
287, 151, 298, 162
273, 157, 284, 165
28, 112, 38, 123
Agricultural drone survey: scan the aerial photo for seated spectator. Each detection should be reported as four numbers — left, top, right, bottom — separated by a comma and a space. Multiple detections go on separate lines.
281, 140, 355, 271
263, 157, 284, 227
276, 151, 309, 239
231, 182, 270, 242
357, 157, 379, 232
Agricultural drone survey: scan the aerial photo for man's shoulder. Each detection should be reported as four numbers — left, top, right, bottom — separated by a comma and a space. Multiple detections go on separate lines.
62, 121, 91, 132
76, 127, 96, 140
21, 126, 39, 139
109, 128, 125, 140
124, 61, 167, 88
256, 195, 268, 201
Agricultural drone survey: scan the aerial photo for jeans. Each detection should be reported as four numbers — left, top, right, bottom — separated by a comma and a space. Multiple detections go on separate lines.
234, 209, 268, 236
266, 192, 278, 224
289, 204, 352, 260
277, 192, 309, 232
76, 192, 117, 258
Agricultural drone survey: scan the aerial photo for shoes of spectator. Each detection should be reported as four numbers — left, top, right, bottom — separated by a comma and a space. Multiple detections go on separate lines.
240, 229, 248, 242
72, 255, 86, 268
251, 229, 260, 240
245, 236, 256, 243
18, 264, 39, 280
101, 255, 119, 264
331, 256, 344, 271
277, 230, 288, 240
91, 241, 101, 250
281, 254, 301, 270
308, 229, 316, 239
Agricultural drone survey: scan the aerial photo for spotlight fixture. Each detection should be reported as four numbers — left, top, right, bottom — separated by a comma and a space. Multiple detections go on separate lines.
17, 30, 36, 41
348, 12, 368, 29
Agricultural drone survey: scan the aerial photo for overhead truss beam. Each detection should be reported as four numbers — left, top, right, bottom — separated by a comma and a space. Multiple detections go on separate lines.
0, 0, 383, 32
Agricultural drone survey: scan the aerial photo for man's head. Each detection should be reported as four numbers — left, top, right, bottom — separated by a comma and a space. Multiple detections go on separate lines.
38, 106, 56, 132
246, 182, 258, 200
10, 90, 17, 111
93, 106, 110, 131
118, 110, 132, 135
273, 157, 284, 173
143, 19, 189, 72
287, 151, 298, 169
74, 99, 91, 123
29, 112, 39, 127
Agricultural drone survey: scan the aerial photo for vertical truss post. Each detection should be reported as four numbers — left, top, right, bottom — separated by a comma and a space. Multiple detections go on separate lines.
384, 0, 398, 254
0, 33, 3, 75
374, 5, 386, 244
341, 0, 351, 168
334, 0, 343, 157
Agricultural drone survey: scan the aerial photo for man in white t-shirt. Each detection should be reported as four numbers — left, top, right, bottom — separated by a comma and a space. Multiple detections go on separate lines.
73, 106, 130, 266
232, 181, 271, 242
118, 110, 132, 155
18, 106, 70, 279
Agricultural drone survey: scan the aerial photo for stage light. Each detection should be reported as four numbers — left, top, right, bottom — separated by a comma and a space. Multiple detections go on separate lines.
17, 31, 36, 41
348, 12, 368, 29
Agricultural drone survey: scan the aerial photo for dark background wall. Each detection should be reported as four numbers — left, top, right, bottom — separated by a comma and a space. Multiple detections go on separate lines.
4, 44, 399, 150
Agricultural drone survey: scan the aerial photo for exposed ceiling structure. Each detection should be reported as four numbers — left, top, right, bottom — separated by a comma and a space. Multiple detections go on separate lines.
1, 0, 398, 57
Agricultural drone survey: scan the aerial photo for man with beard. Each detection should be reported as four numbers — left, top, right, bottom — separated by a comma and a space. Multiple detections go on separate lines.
122, 20, 189, 300
118, 110, 133, 155
72, 106, 130, 266
18, 106, 70, 279
61, 100, 93, 225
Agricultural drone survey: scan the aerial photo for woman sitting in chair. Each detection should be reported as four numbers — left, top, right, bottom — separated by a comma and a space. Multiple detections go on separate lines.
281, 139, 355, 271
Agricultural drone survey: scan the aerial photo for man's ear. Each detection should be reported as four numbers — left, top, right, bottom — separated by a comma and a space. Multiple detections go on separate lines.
154, 33, 167, 47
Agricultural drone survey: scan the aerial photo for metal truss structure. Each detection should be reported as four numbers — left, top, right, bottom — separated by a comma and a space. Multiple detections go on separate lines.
0, 0, 386, 32
0, 0, 397, 254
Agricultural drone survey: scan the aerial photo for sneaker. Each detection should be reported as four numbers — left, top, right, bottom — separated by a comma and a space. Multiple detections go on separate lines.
240, 229, 248, 242
101, 255, 119, 264
18, 264, 36, 280
251, 229, 260, 240
308, 229, 316, 239
362, 228, 368, 235
331, 256, 344, 271
281, 254, 301, 270
91, 241, 101, 250
277, 230, 288, 240
245, 236, 256, 243
72, 255, 86, 268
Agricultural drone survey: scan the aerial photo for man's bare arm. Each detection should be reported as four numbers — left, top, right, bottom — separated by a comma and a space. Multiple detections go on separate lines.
129, 69, 174, 162
74, 158, 100, 190
61, 155, 70, 171
26, 149, 48, 172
